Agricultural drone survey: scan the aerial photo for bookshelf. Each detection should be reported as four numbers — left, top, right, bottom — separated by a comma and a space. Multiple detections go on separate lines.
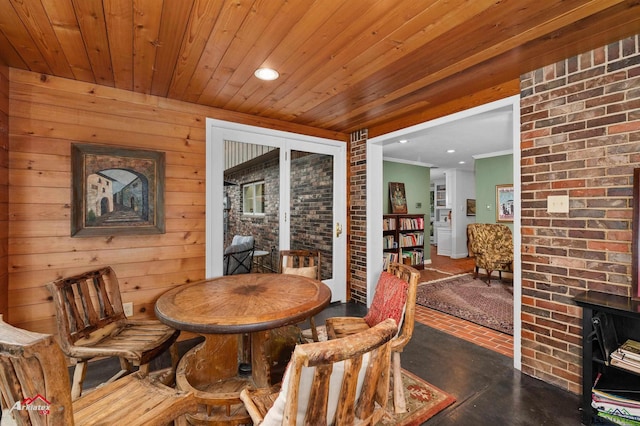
383, 214, 425, 270
574, 291, 640, 425
435, 184, 446, 208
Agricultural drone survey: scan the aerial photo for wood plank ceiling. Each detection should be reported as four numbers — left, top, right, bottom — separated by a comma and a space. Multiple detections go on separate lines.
0, 0, 639, 136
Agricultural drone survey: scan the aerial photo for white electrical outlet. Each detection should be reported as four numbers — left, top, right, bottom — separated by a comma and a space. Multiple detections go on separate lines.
123, 302, 134, 317
547, 195, 569, 213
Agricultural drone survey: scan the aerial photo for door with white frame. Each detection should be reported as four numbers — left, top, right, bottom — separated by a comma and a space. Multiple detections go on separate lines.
206, 119, 347, 302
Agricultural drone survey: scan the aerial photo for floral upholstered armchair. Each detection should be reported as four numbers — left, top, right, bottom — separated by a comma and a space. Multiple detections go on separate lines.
467, 223, 513, 285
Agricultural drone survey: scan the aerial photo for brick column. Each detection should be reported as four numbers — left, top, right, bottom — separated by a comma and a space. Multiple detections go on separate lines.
349, 129, 368, 304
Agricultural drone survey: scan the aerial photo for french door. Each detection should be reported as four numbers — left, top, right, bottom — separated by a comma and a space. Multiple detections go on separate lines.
206, 119, 346, 302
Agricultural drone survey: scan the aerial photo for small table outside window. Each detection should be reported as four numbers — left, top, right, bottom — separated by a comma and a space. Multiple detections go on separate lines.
252, 250, 270, 272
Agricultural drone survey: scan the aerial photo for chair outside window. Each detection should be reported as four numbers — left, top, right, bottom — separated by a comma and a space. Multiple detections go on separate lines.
324, 262, 419, 414
240, 318, 397, 426
224, 235, 255, 275
0, 316, 196, 426
279, 249, 321, 341
46, 266, 180, 400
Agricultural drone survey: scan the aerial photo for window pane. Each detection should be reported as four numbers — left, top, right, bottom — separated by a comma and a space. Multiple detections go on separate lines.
243, 185, 254, 213
255, 183, 264, 213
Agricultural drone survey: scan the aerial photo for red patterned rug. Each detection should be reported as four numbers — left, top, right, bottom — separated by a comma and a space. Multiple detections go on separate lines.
378, 369, 456, 425
416, 273, 514, 335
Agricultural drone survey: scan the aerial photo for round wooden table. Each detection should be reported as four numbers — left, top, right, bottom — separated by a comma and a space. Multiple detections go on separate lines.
155, 273, 331, 425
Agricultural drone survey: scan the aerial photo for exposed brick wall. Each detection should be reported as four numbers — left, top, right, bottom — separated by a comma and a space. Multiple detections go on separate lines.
349, 130, 368, 304
225, 152, 334, 277
520, 35, 640, 393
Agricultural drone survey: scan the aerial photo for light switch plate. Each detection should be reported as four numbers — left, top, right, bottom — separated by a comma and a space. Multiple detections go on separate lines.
547, 195, 569, 213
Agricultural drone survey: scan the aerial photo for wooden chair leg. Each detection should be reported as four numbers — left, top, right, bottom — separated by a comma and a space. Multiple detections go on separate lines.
71, 361, 88, 401
174, 414, 189, 426
138, 362, 151, 376
154, 341, 181, 386
486, 269, 493, 285
392, 352, 407, 414
309, 316, 320, 342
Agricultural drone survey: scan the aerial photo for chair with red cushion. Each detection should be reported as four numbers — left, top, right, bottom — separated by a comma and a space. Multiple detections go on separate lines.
324, 262, 419, 414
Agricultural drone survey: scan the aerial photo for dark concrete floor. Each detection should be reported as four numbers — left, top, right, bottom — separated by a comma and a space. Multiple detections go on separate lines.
315, 302, 583, 425
79, 301, 583, 425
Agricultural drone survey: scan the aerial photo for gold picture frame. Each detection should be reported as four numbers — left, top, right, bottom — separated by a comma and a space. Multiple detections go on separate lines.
389, 182, 408, 214
496, 184, 514, 222
71, 143, 165, 237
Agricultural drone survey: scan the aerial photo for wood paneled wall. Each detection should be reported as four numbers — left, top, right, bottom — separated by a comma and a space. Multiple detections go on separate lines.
7, 68, 347, 335
0, 63, 8, 319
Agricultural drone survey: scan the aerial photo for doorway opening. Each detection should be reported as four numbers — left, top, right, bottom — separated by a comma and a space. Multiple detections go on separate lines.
367, 95, 522, 369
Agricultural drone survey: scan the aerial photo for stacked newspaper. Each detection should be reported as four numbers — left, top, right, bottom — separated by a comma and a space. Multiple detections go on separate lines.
611, 339, 640, 374
592, 346, 640, 426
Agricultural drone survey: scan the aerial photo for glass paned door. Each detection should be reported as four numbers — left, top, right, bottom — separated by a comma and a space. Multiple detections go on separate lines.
208, 119, 346, 302
289, 150, 334, 282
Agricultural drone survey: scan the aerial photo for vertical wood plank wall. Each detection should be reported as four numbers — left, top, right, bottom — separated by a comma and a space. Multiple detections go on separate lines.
7, 68, 346, 335
0, 63, 8, 318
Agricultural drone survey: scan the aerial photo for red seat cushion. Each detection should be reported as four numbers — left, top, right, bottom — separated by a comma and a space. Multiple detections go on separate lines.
364, 271, 408, 328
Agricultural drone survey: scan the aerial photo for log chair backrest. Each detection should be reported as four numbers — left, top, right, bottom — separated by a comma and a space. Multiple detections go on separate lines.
281, 318, 397, 425
279, 250, 321, 280
46, 267, 126, 350
0, 316, 75, 425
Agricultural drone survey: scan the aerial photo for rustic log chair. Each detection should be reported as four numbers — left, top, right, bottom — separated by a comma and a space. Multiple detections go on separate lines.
279, 249, 322, 342
467, 223, 514, 285
239, 318, 397, 426
46, 266, 180, 400
0, 315, 196, 426
324, 262, 419, 414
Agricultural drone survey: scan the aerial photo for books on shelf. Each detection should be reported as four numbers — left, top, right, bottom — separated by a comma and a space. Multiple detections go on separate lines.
617, 340, 640, 362
401, 249, 423, 265
610, 339, 640, 374
399, 232, 424, 248
383, 235, 397, 249
610, 356, 640, 375
383, 217, 396, 230
382, 214, 424, 270
383, 252, 398, 270
398, 217, 424, 230
592, 372, 640, 425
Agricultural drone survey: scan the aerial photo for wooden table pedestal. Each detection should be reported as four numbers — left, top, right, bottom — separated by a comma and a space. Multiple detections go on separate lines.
176, 328, 299, 425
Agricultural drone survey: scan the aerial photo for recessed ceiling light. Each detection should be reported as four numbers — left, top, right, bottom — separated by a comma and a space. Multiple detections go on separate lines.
399, 139, 408, 144
254, 68, 279, 81
459, 160, 466, 164
447, 149, 455, 153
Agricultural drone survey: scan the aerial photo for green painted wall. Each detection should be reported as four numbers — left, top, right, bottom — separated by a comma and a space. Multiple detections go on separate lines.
475, 154, 513, 231
383, 161, 430, 261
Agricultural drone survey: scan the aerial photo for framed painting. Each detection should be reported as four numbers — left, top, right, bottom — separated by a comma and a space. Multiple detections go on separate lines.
71, 143, 165, 237
632, 168, 640, 300
389, 182, 408, 214
466, 199, 476, 216
496, 184, 514, 222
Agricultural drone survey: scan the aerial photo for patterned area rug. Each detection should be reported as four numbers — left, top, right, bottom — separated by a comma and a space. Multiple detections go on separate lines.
378, 369, 456, 425
416, 273, 514, 335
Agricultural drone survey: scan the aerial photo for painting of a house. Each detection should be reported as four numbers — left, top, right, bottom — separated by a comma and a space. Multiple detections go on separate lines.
71, 144, 165, 236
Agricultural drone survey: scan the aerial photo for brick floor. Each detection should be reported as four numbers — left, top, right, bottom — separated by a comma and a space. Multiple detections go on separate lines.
415, 304, 514, 358
418, 245, 514, 358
